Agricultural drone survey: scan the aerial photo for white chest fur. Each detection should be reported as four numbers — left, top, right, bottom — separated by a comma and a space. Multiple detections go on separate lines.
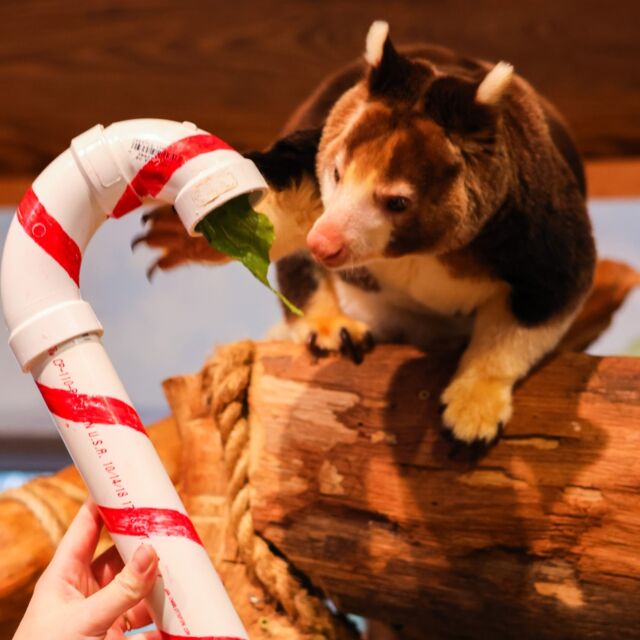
333, 254, 504, 346
366, 254, 501, 316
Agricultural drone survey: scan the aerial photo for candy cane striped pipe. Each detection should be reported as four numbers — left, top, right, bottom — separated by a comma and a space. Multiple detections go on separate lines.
1, 119, 268, 639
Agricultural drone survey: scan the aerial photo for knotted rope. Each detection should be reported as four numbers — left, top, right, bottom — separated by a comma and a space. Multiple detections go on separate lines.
205, 341, 358, 640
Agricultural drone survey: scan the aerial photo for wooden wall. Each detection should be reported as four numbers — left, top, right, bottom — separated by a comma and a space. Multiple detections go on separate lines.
0, 0, 638, 186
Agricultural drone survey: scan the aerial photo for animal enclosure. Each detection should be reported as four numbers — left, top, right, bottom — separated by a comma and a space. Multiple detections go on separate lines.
0, 1, 639, 638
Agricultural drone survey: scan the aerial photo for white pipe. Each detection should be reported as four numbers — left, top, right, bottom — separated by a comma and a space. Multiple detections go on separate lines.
1, 118, 267, 639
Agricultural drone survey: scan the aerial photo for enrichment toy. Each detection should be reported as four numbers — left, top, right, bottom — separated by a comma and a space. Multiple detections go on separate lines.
0, 118, 269, 639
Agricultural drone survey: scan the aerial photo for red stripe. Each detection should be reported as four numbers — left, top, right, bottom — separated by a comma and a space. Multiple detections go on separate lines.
36, 383, 147, 436
99, 506, 203, 546
17, 187, 82, 286
111, 184, 141, 218
100, 509, 243, 639
111, 133, 233, 218
160, 634, 243, 640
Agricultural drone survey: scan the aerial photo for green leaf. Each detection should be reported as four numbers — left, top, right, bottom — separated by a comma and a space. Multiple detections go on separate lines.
196, 194, 303, 316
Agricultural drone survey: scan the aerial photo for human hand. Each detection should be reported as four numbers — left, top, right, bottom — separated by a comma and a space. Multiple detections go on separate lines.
13, 500, 160, 640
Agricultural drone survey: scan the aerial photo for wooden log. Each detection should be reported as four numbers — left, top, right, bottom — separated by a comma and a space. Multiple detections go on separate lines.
0, 416, 181, 640
249, 343, 640, 639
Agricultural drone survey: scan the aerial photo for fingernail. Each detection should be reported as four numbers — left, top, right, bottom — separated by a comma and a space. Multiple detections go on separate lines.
131, 544, 156, 575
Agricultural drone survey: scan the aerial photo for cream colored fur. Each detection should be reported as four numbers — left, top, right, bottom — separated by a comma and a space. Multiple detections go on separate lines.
476, 61, 514, 105
330, 255, 578, 443
315, 165, 394, 264
285, 275, 371, 351
258, 175, 322, 260
333, 254, 499, 346
441, 293, 577, 442
364, 21, 390, 66
367, 254, 501, 315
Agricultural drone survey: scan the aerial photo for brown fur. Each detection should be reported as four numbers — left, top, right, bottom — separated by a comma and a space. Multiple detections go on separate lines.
135, 25, 597, 445
337, 267, 380, 292
271, 37, 594, 328
275, 250, 321, 318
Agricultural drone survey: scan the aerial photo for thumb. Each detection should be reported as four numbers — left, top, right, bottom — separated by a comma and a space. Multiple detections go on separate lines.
83, 544, 158, 634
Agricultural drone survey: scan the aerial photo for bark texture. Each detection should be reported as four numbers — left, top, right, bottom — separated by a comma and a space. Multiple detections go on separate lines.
249, 343, 640, 639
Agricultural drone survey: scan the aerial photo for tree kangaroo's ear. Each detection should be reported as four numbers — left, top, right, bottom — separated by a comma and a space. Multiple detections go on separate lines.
423, 62, 514, 155
244, 128, 322, 191
365, 20, 429, 101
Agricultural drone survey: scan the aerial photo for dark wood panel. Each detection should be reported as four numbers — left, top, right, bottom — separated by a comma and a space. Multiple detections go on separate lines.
0, 0, 638, 176
2, 159, 640, 206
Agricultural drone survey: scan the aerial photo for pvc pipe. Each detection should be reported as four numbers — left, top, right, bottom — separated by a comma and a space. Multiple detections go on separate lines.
1, 118, 268, 639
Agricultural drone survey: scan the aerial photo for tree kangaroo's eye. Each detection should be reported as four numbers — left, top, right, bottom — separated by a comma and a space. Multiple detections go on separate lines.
333, 167, 340, 183
385, 196, 410, 213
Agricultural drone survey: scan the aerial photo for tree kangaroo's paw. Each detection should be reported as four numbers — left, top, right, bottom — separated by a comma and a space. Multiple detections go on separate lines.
131, 205, 229, 279
289, 314, 374, 364
440, 374, 513, 447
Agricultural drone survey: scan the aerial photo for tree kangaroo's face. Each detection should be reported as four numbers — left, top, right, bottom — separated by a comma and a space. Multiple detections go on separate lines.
306, 22, 513, 269
311, 92, 466, 268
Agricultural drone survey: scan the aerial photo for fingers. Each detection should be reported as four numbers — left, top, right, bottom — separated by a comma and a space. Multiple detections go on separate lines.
121, 598, 155, 631
92, 545, 124, 587
98, 599, 155, 639
81, 544, 159, 635
49, 499, 102, 571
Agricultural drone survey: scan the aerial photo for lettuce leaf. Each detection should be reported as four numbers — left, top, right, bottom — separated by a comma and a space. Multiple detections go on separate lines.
196, 195, 302, 316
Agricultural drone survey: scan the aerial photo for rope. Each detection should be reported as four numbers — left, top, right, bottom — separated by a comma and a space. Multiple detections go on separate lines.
207, 341, 358, 640
1, 476, 86, 546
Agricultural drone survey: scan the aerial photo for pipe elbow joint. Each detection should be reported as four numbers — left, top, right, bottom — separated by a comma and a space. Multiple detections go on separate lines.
72, 119, 267, 234
1, 118, 268, 371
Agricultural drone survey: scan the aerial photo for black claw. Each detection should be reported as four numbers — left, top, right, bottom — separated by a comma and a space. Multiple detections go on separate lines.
469, 440, 488, 461
441, 429, 498, 462
339, 327, 353, 354
131, 233, 147, 251
447, 441, 465, 460
339, 328, 363, 364
440, 425, 455, 442
306, 331, 325, 358
362, 331, 375, 353
146, 262, 159, 282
